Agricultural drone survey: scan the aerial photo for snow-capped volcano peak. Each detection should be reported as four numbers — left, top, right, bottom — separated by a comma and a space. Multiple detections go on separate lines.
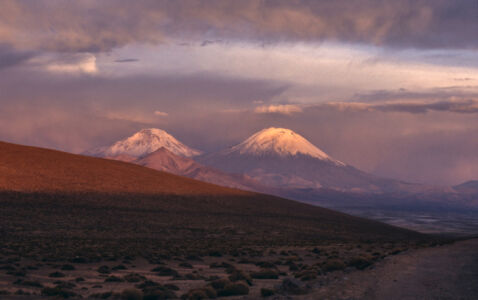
226, 127, 344, 165
101, 128, 201, 158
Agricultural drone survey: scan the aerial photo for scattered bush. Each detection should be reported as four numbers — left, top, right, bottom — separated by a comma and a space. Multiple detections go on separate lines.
143, 288, 177, 300
105, 275, 124, 282
261, 288, 275, 297
322, 259, 346, 272
181, 286, 216, 299
255, 261, 276, 268
179, 262, 193, 268
15, 289, 31, 295
294, 270, 317, 281
49, 271, 66, 278
278, 278, 308, 295
184, 273, 202, 280
217, 282, 249, 297
112, 264, 127, 270
61, 264, 75, 271
348, 256, 373, 270
121, 288, 143, 300
90, 291, 114, 299
228, 270, 252, 285
164, 284, 179, 291
209, 262, 233, 269
14, 279, 43, 288
41, 286, 77, 298
97, 265, 110, 274
152, 266, 178, 277
251, 269, 279, 279
208, 251, 222, 257
123, 273, 146, 283
210, 278, 231, 290
54, 281, 76, 289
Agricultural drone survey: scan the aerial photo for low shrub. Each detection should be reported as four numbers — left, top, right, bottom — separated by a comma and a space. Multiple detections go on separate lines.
181, 286, 217, 299
348, 256, 373, 270
61, 264, 75, 271
261, 288, 275, 297
278, 278, 308, 295
124, 273, 146, 283
121, 288, 143, 300
210, 278, 230, 290
217, 282, 249, 297
294, 270, 317, 281
322, 259, 346, 272
152, 266, 178, 277
41, 287, 77, 298
179, 262, 193, 268
48, 271, 66, 278
105, 275, 124, 282
228, 270, 252, 285
251, 269, 279, 279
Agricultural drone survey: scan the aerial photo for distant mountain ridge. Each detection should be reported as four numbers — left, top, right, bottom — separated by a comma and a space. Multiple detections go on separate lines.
135, 147, 266, 191
84, 127, 477, 210
454, 180, 478, 194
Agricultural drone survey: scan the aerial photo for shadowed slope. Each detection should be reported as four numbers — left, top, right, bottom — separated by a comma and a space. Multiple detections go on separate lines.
0, 141, 427, 261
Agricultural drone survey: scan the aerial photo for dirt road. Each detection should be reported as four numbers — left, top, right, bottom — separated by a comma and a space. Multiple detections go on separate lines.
306, 238, 478, 300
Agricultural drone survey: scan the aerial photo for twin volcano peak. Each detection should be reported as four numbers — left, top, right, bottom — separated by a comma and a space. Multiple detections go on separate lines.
93, 127, 343, 165
226, 127, 344, 165
104, 128, 202, 158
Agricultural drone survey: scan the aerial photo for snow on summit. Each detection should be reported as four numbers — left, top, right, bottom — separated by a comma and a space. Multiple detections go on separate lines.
227, 127, 345, 165
101, 128, 201, 158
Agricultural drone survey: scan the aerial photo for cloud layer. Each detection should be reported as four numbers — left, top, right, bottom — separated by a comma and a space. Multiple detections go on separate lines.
1, 0, 478, 54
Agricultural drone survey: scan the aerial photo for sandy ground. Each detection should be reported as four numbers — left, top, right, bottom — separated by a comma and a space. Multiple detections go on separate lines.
302, 238, 478, 300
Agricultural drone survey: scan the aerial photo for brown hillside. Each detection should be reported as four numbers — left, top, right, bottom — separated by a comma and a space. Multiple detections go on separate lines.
0, 141, 248, 196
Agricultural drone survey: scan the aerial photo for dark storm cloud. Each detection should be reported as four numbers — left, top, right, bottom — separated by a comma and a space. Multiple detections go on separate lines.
1, 0, 477, 54
0, 44, 36, 69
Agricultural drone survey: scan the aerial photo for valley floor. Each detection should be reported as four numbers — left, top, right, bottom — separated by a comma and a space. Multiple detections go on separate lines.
1, 239, 477, 299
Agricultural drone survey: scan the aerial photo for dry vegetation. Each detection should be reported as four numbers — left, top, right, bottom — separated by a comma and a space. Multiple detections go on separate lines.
0, 142, 445, 298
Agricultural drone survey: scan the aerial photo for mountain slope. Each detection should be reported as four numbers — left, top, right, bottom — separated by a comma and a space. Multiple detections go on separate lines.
454, 180, 478, 194
135, 147, 264, 191
0, 140, 423, 242
198, 127, 413, 192
87, 128, 201, 158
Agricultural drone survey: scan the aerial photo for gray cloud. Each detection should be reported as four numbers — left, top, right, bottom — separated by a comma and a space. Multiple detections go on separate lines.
114, 58, 139, 63
375, 100, 478, 114
322, 99, 478, 114
1, 0, 477, 54
0, 44, 36, 69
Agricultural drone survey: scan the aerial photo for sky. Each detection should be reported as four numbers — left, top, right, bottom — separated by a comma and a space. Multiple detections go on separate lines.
0, 0, 477, 185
